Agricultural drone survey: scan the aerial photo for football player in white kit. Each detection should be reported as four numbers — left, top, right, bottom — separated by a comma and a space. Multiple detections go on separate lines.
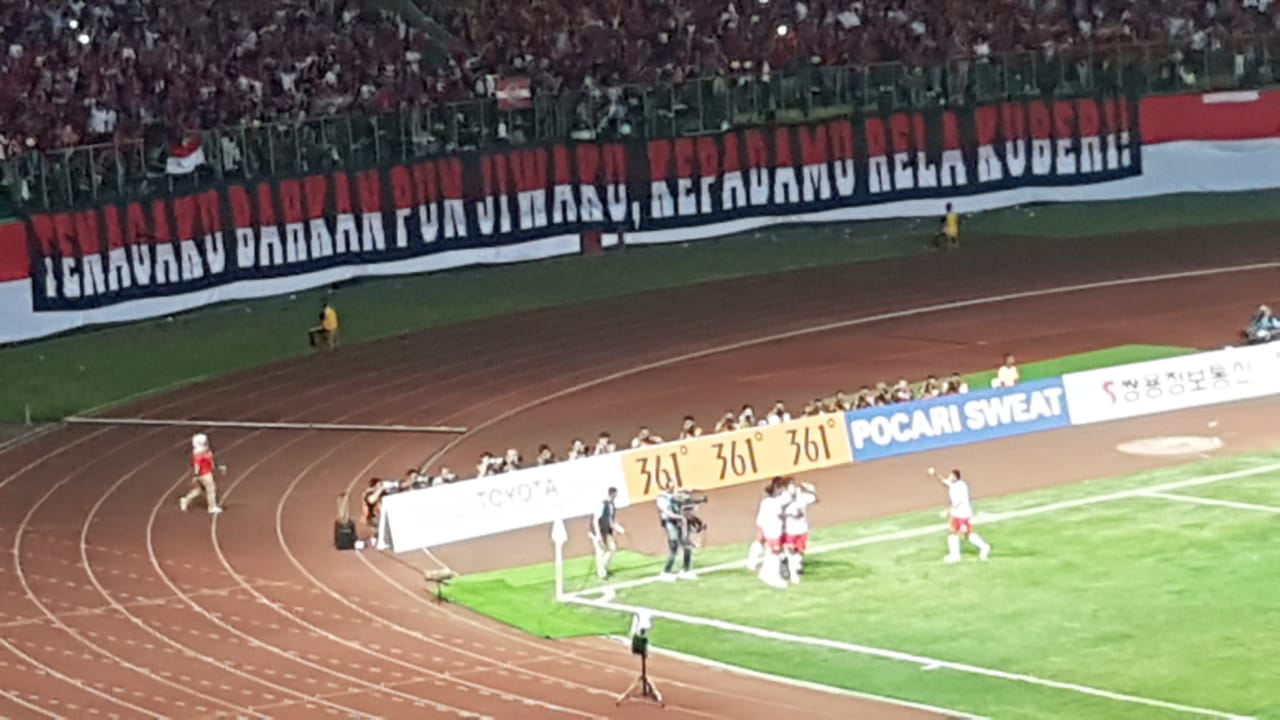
747, 477, 790, 589
780, 478, 818, 582
929, 467, 991, 562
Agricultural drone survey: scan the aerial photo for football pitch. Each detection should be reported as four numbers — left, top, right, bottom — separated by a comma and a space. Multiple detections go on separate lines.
446, 451, 1280, 719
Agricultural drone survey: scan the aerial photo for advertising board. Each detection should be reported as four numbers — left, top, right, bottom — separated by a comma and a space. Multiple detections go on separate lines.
378, 452, 629, 552
620, 413, 855, 503
1061, 344, 1280, 425
844, 378, 1071, 461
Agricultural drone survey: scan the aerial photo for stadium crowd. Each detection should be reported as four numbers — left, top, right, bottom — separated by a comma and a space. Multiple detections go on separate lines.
1, 0, 1276, 156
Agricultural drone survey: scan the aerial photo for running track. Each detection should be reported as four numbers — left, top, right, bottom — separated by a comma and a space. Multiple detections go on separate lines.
1, 227, 1278, 719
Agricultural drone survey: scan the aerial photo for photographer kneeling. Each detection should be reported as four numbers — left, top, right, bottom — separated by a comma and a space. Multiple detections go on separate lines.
656, 490, 703, 582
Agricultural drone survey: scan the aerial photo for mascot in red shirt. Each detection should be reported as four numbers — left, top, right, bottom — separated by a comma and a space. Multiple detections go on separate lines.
180, 433, 224, 515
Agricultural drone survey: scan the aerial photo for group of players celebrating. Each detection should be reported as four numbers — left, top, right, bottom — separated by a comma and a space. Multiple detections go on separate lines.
748, 476, 820, 588
741, 467, 991, 589
584, 465, 993, 588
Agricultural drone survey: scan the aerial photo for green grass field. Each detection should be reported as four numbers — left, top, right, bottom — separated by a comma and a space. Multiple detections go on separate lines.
1, 189, 1275, 424
445, 451, 1280, 719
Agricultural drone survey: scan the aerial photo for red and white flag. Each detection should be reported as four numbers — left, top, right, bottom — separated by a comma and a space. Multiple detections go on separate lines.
495, 77, 532, 111
166, 134, 206, 175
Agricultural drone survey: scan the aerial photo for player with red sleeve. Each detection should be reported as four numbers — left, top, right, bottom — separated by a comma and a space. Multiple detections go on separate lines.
180, 433, 224, 515
929, 467, 990, 562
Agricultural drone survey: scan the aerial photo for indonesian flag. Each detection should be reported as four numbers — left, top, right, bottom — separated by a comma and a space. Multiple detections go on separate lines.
166, 134, 206, 175
495, 76, 532, 111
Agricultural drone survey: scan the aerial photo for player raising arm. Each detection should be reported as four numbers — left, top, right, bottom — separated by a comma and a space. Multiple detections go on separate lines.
928, 467, 990, 562
781, 479, 819, 582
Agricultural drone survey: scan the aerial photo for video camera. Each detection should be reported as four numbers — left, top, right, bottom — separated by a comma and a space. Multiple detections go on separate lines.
669, 490, 708, 511
668, 490, 709, 539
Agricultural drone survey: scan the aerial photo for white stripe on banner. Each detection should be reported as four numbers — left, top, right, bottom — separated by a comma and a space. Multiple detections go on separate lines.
1202, 90, 1260, 104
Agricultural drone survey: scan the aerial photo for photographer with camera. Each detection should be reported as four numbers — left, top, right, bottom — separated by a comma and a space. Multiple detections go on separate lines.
655, 489, 703, 581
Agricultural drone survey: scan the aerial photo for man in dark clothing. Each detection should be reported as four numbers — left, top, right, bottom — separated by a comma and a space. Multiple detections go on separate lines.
590, 487, 626, 579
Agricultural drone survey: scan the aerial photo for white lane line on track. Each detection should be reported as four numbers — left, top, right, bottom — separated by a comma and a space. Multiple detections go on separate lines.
35, 358, 434, 718
0, 688, 62, 719
113, 330, 657, 719
19, 352, 472, 717
201, 438, 602, 720
10, 428, 208, 718
1, 410, 279, 719
139, 434, 488, 716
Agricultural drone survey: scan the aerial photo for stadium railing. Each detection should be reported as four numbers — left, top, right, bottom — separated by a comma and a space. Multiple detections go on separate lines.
1, 34, 1277, 216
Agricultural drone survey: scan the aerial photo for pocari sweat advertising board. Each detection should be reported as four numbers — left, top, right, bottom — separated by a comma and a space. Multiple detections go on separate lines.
844, 378, 1071, 461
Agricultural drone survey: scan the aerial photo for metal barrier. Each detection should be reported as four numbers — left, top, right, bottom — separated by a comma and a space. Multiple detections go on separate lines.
2, 34, 1276, 214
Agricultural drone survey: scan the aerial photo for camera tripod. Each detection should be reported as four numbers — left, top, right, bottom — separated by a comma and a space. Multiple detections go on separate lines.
616, 649, 664, 707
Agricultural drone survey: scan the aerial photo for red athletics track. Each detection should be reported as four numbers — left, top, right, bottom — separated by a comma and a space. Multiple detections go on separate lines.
0, 227, 1278, 719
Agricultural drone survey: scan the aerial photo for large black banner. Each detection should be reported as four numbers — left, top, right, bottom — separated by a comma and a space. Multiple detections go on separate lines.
26, 95, 1141, 311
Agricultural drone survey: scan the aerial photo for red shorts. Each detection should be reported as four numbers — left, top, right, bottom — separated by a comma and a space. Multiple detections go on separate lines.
950, 517, 973, 535
782, 533, 808, 554
756, 529, 783, 552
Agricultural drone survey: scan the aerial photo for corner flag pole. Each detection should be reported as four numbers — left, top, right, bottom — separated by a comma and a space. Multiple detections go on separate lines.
551, 517, 568, 601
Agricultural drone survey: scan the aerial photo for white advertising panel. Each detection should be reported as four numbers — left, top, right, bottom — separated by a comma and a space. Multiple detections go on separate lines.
1061, 344, 1280, 425
378, 453, 630, 552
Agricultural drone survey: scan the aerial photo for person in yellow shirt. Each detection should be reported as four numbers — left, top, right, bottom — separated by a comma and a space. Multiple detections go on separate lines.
935, 202, 960, 250
308, 297, 339, 350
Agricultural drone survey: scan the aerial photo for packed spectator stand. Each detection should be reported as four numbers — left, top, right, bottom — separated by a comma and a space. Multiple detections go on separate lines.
1, 0, 1277, 213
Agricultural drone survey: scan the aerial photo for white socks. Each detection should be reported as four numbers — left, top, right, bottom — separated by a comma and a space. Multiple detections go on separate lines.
759, 552, 782, 582
790, 552, 803, 576
746, 541, 764, 570
946, 533, 991, 560
946, 534, 962, 559
970, 532, 991, 558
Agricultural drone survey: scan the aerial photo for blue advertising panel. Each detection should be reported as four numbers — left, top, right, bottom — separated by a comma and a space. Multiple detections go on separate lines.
844, 378, 1072, 461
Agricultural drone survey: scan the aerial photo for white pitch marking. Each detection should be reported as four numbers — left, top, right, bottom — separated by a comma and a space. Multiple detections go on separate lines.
1144, 491, 1280, 514
575, 462, 1280, 599
617, 638, 986, 718
570, 595, 1252, 720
